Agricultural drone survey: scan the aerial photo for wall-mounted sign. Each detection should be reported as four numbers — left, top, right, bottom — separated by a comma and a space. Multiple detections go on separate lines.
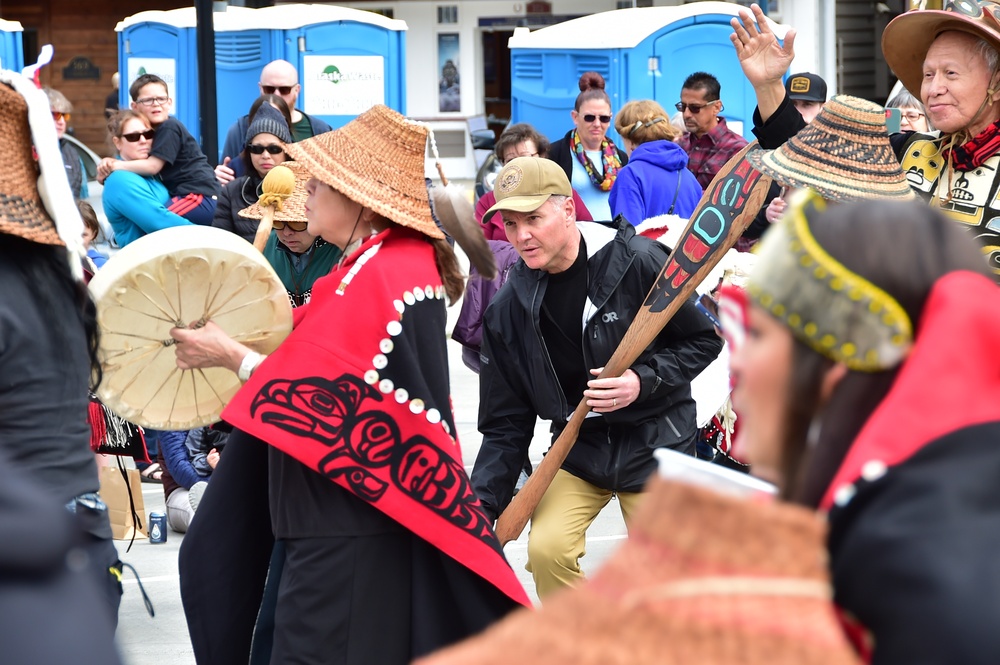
63, 56, 101, 81
302, 55, 385, 117
126, 58, 178, 116
438, 33, 460, 113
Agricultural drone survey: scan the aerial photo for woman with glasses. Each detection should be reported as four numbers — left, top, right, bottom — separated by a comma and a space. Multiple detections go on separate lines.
45, 87, 86, 200
546, 72, 627, 221
213, 102, 294, 243
102, 110, 191, 247
886, 89, 933, 134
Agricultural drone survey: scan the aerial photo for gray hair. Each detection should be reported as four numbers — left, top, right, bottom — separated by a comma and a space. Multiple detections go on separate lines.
973, 37, 1000, 76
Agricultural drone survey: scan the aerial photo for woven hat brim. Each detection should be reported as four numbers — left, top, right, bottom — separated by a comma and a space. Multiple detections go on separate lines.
284, 107, 444, 240
746, 98, 916, 202
0, 197, 64, 245
482, 193, 553, 223
239, 162, 309, 222
882, 11, 1000, 96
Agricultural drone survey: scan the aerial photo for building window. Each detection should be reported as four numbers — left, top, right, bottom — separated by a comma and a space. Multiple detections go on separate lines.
616, 0, 652, 7
366, 8, 395, 19
437, 6, 458, 24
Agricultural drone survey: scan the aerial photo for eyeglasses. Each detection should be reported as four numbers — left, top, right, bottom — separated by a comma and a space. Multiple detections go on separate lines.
121, 129, 156, 142
260, 85, 294, 95
271, 220, 308, 232
502, 151, 538, 164
136, 96, 170, 107
582, 114, 612, 124
248, 143, 285, 155
675, 101, 718, 114
901, 111, 926, 122
52, 112, 70, 122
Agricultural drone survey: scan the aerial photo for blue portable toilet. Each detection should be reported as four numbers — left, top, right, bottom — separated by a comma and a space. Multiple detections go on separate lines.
0, 18, 24, 73
117, 5, 407, 161
508, 1, 786, 147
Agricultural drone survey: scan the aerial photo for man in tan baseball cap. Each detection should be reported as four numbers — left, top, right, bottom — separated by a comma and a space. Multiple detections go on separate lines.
472, 156, 722, 598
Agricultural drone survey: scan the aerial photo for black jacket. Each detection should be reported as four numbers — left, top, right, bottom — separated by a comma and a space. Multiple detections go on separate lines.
472, 219, 723, 520
213, 174, 262, 243
547, 128, 628, 185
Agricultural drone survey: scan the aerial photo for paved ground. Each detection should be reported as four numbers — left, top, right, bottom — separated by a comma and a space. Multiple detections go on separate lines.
114, 283, 629, 665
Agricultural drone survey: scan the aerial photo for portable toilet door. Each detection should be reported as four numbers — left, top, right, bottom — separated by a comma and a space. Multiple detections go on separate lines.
647, 12, 769, 140
213, 25, 281, 160
0, 19, 24, 73
117, 11, 200, 141
261, 4, 407, 131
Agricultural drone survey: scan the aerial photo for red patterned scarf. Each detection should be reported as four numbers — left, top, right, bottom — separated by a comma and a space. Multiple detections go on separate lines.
571, 130, 622, 191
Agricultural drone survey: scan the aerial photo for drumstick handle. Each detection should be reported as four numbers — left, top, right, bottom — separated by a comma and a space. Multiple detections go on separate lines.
253, 207, 275, 252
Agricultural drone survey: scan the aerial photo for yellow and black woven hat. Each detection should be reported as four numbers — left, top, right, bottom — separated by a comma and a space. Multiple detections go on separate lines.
283, 105, 443, 240
747, 95, 915, 202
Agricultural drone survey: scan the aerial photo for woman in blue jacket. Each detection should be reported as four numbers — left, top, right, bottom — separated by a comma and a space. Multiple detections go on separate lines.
102, 110, 190, 247
609, 99, 702, 228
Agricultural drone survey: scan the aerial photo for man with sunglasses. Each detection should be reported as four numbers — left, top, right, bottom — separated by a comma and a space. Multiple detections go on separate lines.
676, 71, 748, 189
218, 60, 332, 179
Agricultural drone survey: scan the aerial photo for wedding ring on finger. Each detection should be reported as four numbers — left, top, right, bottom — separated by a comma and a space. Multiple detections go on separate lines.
613, 398, 617, 407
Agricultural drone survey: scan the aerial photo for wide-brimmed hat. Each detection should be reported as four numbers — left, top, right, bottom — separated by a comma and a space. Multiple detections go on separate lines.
283, 105, 443, 240
239, 161, 308, 222
417, 478, 862, 665
746, 95, 915, 202
482, 156, 573, 223
0, 79, 64, 245
883, 1, 1000, 98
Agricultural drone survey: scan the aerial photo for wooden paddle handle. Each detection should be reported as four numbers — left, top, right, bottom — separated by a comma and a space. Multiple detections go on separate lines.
252, 208, 275, 253
493, 142, 773, 546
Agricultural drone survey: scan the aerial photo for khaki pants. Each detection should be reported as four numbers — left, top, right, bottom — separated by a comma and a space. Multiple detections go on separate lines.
526, 469, 643, 598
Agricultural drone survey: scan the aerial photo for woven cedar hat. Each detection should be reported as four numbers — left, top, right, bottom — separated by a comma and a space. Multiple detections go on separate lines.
883, 0, 1000, 99
0, 80, 64, 245
747, 95, 915, 202
283, 105, 444, 240
417, 478, 862, 665
239, 161, 308, 222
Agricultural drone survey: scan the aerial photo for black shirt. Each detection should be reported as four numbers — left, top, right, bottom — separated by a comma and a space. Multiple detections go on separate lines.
539, 234, 589, 405
151, 116, 221, 198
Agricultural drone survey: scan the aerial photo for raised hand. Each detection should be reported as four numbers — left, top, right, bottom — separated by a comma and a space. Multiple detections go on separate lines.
215, 156, 235, 185
730, 4, 796, 88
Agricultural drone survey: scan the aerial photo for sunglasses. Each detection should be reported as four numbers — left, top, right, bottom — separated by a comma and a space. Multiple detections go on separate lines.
582, 114, 612, 124
248, 143, 284, 155
52, 111, 70, 122
271, 220, 308, 232
675, 101, 718, 114
122, 129, 156, 142
260, 85, 294, 95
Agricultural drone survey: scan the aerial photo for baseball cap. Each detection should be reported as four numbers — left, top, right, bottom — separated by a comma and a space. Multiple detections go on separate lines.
483, 157, 572, 223
785, 73, 827, 103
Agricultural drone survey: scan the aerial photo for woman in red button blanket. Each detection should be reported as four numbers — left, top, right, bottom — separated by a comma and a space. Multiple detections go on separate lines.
172, 105, 528, 665
721, 189, 1000, 664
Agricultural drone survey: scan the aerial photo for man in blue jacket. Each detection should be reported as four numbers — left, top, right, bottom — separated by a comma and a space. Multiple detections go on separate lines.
472, 157, 722, 598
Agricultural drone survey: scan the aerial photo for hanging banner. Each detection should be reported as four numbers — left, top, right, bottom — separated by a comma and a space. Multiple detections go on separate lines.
302, 55, 385, 117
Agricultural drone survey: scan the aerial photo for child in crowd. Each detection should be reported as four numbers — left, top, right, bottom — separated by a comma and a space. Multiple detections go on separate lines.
78, 200, 107, 271
97, 74, 220, 225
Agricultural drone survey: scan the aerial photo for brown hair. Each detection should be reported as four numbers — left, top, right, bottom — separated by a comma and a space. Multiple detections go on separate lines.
77, 200, 101, 241
614, 99, 679, 144
773, 200, 988, 506
574, 71, 611, 111
107, 109, 150, 138
494, 123, 551, 163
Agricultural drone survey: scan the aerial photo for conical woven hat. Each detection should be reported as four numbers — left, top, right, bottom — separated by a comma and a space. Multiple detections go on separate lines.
284, 105, 443, 239
747, 95, 915, 202
882, 1, 1000, 99
0, 81, 63, 246
239, 161, 309, 222
417, 478, 861, 665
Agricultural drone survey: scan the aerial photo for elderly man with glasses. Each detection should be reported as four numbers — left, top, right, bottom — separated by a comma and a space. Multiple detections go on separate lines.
218, 60, 333, 182
675, 71, 748, 189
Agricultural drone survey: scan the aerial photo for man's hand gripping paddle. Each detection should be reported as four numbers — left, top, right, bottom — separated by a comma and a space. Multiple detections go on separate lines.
493, 141, 773, 546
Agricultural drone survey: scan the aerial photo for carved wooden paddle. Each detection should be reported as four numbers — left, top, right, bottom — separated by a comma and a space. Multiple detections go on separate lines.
494, 141, 773, 545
